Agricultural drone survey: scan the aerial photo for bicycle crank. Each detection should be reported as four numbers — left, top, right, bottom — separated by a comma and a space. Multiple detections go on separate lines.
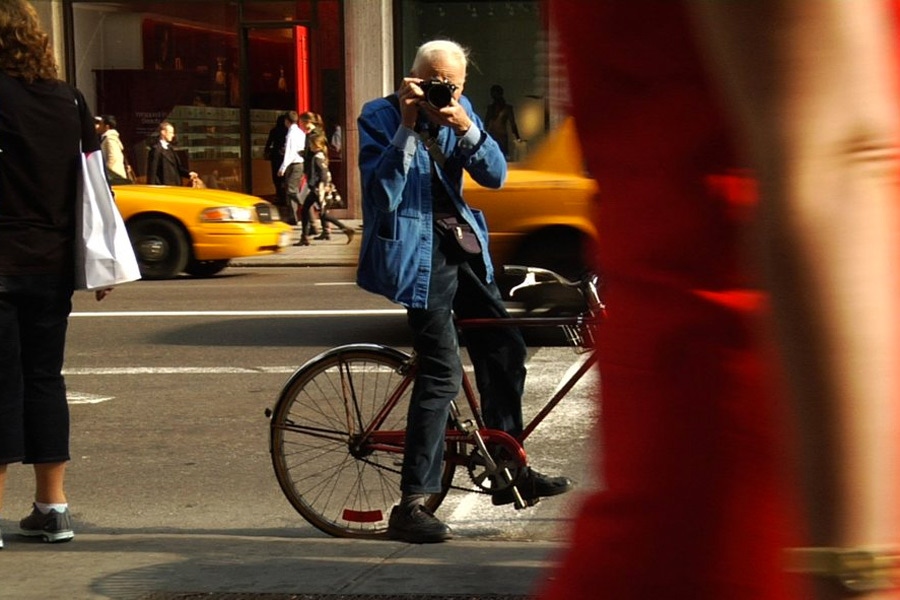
466, 447, 520, 492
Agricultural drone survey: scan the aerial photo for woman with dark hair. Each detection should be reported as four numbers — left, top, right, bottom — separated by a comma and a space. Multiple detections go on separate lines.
306, 132, 355, 244
0, 0, 109, 549
294, 112, 326, 244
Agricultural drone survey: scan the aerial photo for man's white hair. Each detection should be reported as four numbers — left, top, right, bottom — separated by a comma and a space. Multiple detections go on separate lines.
412, 39, 469, 74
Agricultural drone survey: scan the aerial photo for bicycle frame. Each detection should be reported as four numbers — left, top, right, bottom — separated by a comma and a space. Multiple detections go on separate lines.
350, 312, 600, 471
268, 268, 604, 533
455, 314, 600, 443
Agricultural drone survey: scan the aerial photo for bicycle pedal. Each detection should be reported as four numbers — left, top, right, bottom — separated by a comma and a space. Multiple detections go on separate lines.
514, 497, 540, 510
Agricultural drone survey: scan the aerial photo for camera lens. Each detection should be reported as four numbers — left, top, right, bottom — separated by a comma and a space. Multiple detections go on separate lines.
426, 84, 453, 109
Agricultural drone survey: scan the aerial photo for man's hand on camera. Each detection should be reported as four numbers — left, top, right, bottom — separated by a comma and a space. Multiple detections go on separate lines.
397, 77, 426, 130
398, 77, 471, 136
418, 101, 472, 136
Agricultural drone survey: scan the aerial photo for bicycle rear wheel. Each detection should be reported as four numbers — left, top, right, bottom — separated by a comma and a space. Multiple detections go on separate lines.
269, 344, 456, 538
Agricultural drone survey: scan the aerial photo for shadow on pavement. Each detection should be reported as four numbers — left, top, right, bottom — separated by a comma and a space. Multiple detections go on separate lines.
150, 315, 413, 348
149, 315, 568, 349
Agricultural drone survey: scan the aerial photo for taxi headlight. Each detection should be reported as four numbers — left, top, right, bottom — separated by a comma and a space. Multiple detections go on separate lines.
200, 206, 255, 223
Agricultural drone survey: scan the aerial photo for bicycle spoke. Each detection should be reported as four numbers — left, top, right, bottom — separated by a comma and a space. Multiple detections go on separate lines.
269, 347, 453, 538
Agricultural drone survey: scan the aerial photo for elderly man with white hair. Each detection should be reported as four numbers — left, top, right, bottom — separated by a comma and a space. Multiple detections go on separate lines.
356, 39, 573, 544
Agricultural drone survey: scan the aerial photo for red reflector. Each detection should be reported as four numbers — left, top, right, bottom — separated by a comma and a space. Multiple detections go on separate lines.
342, 508, 384, 523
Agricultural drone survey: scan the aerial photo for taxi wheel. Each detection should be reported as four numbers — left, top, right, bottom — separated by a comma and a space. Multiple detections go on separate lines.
185, 259, 230, 278
128, 217, 190, 280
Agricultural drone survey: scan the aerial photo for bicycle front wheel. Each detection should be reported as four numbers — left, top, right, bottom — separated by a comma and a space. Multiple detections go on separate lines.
269, 344, 455, 538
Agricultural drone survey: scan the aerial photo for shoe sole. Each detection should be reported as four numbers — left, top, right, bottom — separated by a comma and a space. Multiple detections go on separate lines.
19, 530, 75, 543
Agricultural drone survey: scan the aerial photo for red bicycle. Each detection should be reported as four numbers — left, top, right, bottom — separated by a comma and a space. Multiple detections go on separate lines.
266, 266, 604, 538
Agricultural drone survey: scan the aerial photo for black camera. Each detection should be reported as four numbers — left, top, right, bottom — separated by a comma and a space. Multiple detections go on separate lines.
420, 78, 458, 109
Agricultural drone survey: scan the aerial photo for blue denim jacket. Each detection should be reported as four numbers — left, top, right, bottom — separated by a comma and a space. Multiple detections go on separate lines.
356, 94, 507, 308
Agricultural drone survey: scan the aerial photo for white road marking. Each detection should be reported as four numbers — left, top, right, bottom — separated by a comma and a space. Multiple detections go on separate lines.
69, 309, 406, 318
63, 366, 298, 375
62, 365, 479, 376
447, 486, 482, 523
67, 391, 114, 404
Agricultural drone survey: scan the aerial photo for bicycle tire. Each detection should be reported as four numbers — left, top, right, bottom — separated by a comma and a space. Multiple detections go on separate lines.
269, 344, 456, 538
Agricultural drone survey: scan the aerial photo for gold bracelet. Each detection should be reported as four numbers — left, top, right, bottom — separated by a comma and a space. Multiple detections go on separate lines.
785, 547, 900, 594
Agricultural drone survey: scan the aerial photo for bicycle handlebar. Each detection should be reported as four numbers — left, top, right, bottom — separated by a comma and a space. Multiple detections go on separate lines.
503, 265, 582, 288
503, 265, 605, 314
502, 265, 581, 288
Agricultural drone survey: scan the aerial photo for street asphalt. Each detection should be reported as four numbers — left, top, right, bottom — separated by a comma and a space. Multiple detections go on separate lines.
230, 220, 365, 268
0, 221, 572, 600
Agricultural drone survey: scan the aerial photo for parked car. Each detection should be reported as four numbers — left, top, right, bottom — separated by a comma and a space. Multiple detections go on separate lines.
111, 184, 292, 279
465, 118, 599, 301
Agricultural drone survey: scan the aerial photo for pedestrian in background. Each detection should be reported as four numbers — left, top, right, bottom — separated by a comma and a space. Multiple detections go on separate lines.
484, 84, 521, 160
278, 111, 306, 229
0, 0, 112, 550
94, 114, 130, 185
305, 131, 354, 244
298, 111, 325, 239
146, 121, 198, 186
542, 2, 900, 599
263, 111, 288, 215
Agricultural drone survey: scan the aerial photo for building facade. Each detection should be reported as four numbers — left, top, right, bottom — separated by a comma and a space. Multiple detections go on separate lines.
33, 0, 559, 217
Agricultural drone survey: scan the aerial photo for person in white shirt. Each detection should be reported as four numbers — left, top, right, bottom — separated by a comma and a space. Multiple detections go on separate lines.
94, 114, 129, 184
278, 111, 306, 227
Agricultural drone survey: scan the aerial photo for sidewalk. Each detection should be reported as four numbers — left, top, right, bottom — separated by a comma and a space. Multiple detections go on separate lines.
232, 220, 364, 268
1, 531, 561, 600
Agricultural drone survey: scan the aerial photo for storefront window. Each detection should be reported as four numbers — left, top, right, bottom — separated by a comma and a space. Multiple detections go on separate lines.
70, 0, 344, 199
395, 0, 548, 161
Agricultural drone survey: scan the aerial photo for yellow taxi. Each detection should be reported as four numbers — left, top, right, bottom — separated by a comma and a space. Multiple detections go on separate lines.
111, 184, 292, 279
465, 118, 599, 292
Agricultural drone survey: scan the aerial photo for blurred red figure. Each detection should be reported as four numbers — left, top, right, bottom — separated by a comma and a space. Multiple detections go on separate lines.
543, 2, 900, 599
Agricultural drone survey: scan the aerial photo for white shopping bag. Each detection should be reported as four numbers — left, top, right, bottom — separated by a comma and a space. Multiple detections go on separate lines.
74, 150, 142, 290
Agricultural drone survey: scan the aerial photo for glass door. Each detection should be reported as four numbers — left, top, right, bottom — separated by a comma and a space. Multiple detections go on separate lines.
239, 23, 309, 198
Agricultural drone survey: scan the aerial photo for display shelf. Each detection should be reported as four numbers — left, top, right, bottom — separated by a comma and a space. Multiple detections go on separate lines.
167, 105, 281, 160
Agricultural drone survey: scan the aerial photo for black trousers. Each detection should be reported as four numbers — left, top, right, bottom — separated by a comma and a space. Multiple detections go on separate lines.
0, 274, 73, 464
401, 233, 527, 493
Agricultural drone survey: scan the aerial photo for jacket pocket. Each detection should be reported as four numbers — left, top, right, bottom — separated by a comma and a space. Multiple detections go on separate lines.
468, 208, 489, 234
376, 210, 398, 241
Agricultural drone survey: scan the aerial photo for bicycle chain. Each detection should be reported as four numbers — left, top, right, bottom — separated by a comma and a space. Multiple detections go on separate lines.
355, 454, 496, 495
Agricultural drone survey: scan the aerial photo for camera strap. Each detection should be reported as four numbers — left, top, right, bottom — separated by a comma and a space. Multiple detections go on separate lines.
417, 129, 446, 169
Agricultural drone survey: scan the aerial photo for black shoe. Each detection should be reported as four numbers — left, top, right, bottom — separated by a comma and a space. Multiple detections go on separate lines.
491, 467, 573, 506
387, 504, 452, 544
